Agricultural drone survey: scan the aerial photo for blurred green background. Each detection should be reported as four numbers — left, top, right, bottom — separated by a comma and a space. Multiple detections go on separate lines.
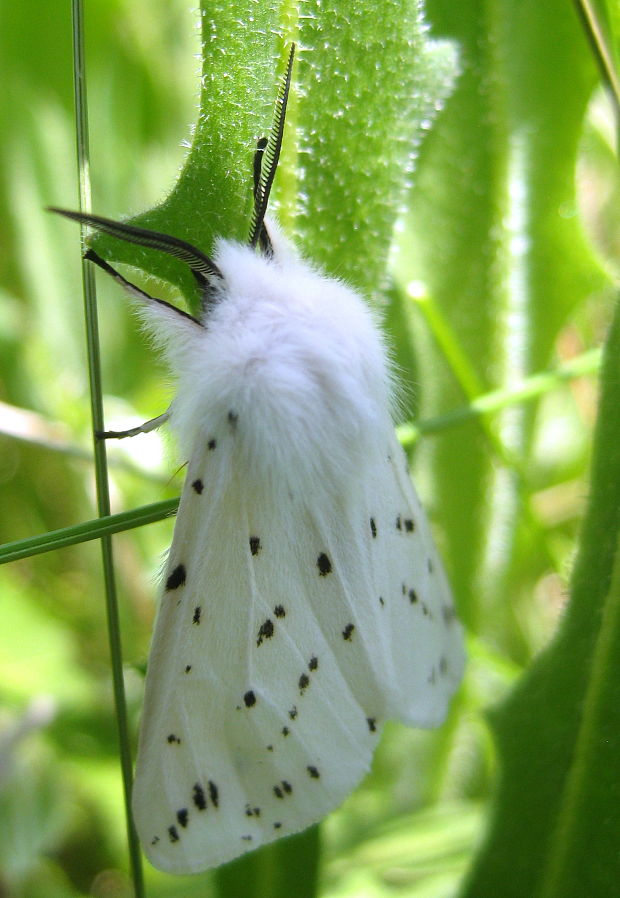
1, 1, 619, 896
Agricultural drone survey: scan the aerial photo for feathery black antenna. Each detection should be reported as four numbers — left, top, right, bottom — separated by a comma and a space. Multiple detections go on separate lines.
248, 43, 296, 250
47, 208, 223, 285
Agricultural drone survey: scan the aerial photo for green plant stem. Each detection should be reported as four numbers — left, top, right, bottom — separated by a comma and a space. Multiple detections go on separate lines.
573, 0, 620, 116
398, 346, 601, 446
70, 2, 145, 894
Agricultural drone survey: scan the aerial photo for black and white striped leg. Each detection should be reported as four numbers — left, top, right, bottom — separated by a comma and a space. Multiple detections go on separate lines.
96, 410, 170, 441
84, 249, 202, 325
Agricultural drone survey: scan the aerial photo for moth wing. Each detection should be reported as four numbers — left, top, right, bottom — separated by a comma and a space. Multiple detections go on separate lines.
132, 419, 463, 874
370, 432, 465, 727
131, 433, 381, 874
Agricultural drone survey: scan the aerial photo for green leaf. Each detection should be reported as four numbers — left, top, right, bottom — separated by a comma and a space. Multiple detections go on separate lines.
91, 0, 284, 312
293, 0, 457, 296
461, 293, 620, 897
213, 827, 319, 898
397, 0, 607, 632
90, 0, 458, 313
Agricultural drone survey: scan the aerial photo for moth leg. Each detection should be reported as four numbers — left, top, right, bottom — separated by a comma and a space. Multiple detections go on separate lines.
97, 411, 170, 441
84, 248, 202, 325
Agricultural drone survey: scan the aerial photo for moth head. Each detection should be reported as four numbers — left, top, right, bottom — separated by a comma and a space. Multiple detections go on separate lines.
46, 207, 224, 313
47, 43, 296, 311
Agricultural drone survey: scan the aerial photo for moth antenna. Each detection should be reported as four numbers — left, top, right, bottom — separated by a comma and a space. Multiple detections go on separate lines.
47, 207, 223, 286
252, 137, 274, 255
248, 43, 295, 249
253, 136, 268, 200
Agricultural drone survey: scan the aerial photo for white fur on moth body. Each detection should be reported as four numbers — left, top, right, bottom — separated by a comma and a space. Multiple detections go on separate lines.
127, 223, 464, 872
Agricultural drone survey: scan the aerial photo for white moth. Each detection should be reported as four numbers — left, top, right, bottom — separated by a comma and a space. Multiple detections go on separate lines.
51, 45, 464, 874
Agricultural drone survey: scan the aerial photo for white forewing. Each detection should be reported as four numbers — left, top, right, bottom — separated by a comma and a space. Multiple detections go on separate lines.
131, 239, 464, 873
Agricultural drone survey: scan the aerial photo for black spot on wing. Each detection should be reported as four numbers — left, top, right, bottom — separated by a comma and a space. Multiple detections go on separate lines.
308, 656, 318, 671
250, 536, 261, 556
274, 821, 282, 829
367, 717, 377, 732
281, 726, 290, 736
317, 552, 332, 575
176, 808, 188, 828
193, 606, 202, 624
442, 604, 457, 625
193, 783, 206, 810
404, 518, 415, 532
244, 690, 257, 708
208, 437, 217, 450
209, 780, 219, 807
167, 734, 181, 744
192, 479, 203, 494
168, 825, 179, 843
274, 604, 286, 618
288, 705, 298, 720
257, 619, 274, 646
274, 780, 292, 798
185, 664, 192, 673
228, 410, 238, 429
370, 517, 377, 538
307, 765, 320, 779
396, 515, 402, 531
342, 623, 355, 641
298, 672, 310, 692
166, 564, 186, 590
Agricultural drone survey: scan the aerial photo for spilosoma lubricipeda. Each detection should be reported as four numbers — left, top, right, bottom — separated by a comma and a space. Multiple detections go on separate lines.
51, 44, 464, 874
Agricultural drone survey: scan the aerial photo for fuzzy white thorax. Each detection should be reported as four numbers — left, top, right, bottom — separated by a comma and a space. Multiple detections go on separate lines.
139, 233, 394, 500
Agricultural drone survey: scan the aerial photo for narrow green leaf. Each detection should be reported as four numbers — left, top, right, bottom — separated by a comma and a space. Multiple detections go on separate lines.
461, 294, 620, 897
0, 500, 178, 564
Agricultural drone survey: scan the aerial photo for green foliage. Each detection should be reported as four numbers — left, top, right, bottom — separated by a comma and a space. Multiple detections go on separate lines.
1, 0, 620, 897
91, 0, 457, 312
462, 294, 620, 896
